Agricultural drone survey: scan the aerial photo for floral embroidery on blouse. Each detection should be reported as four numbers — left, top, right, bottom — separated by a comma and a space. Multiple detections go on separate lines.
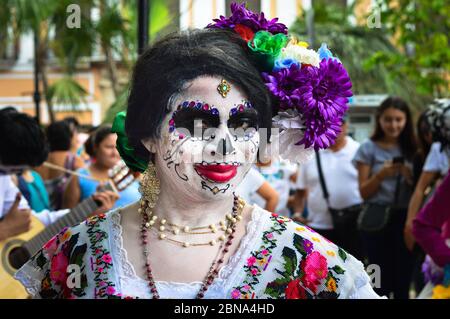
232, 213, 350, 299
231, 213, 288, 299
32, 226, 88, 299
85, 213, 120, 299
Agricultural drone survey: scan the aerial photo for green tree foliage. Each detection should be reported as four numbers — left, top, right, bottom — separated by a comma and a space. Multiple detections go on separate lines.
290, 0, 434, 111
364, 0, 449, 98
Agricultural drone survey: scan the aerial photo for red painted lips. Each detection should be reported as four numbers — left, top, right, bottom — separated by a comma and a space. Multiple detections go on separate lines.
194, 164, 238, 183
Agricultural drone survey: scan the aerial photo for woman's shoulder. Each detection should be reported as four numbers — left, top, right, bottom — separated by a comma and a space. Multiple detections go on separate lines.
234, 207, 374, 299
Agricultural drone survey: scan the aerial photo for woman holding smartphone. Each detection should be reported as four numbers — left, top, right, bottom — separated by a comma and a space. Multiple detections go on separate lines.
353, 96, 417, 299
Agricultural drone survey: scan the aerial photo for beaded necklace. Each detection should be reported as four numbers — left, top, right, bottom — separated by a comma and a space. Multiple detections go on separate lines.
139, 194, 245, 299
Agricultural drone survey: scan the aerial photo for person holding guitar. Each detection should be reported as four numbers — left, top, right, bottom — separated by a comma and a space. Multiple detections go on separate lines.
63, 125, 141, 210
0, 109, 121, 298
14, 3, 382, 299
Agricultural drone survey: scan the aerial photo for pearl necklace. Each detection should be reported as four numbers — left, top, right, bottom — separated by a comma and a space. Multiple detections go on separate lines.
139, 193, 244, 299
139, 196, 245, 248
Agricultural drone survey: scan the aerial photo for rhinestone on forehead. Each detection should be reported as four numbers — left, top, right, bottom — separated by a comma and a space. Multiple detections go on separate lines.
229, 101, 254, 117
217, 79, 231, 98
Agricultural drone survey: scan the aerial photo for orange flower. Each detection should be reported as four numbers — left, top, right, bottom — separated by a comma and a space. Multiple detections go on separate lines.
327, 277, 337, 292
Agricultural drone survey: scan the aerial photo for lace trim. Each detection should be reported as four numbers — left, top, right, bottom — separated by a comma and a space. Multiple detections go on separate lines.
110, 210, 136, 279
14, 263, 43, 299
109, 203, 268, 295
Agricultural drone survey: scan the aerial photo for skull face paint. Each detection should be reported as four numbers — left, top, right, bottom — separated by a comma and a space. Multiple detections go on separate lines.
142, 76, 260, 200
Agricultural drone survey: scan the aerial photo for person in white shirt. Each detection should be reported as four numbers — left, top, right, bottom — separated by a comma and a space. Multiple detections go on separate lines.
251, 159, 298, 215
292, 120, 364, 258
0, 109, 118, 242
235, 166, 279, 212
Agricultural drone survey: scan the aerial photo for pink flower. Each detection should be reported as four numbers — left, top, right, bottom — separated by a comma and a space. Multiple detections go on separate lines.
231, 289, 241, 299
43, 236, 58, 257
301, 251, 328, 293
247, 256, 257, 267
101, 254, 112, 264
266, 233, 274, 239
106, 286, 116, 295
243, 285, 251, 291
98, 267, 104, 273
50, 251, 69, 285
251, 268, 259, 275
261, 249, 269, 255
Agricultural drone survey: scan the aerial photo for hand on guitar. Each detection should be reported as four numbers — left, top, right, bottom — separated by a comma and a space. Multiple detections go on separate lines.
90, 190, 120, 217
0, 193, 32, 241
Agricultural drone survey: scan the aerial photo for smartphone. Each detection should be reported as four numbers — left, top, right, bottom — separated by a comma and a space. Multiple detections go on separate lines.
392, 156, 405, 164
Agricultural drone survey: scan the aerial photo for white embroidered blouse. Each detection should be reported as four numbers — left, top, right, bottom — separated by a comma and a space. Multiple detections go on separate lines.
15, 204, 383, 299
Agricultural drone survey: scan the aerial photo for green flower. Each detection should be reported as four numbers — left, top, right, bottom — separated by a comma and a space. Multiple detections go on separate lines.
111, 111, 148, 173
248, 31, 288, 71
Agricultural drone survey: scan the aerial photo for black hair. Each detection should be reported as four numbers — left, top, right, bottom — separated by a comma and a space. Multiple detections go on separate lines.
0, 106, 19, 116
0, 110, 48, 166
371, 96, 417, 159
416, 110, 432, 160
84, 125, 113, 157
126, 28, 273, 161
64, 116, 80, 133
46, 120, 73, 152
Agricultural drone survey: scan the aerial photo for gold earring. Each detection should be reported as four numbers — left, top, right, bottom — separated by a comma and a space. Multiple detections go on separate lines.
139, 162, 160, 210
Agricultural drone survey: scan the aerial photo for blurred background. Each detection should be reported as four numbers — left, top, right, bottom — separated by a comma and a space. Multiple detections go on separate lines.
0, 0, 448, 141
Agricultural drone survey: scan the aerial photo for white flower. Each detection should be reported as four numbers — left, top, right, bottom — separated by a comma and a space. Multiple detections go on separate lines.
280, 44, 320, 67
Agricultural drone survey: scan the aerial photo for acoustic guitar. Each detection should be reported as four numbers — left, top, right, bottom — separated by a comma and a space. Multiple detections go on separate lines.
0, 162, 139, 298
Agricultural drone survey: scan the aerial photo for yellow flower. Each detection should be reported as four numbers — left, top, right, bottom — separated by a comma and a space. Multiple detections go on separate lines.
432, 285, 450, 299
327, 278, 337, 292
312, 237, 321, 242
327, 250, 336, 257
288, 37, 309, 48
296, 227, 306, 232
258, 258, 267, 266
297, 41, 309, 48
61, 230, 72, 242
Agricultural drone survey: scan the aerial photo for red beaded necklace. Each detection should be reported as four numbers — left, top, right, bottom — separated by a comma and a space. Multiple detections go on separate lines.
140, 194, 243, 299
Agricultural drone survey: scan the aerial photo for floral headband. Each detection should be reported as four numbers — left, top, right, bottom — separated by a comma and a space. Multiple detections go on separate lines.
208, 2, 352, 162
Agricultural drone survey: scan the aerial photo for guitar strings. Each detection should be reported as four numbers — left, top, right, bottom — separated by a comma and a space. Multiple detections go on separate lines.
42, 162, 106, 182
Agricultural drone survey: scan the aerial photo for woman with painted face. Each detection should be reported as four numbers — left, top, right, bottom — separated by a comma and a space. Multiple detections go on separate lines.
354, 96, 417, 299
15, 3, 382, 299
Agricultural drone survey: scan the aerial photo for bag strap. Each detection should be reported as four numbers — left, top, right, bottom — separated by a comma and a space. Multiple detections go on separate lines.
315, 150, 331, 209
393, 173, 401, 206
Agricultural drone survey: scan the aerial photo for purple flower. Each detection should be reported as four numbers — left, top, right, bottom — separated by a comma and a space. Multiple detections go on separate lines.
262, 63, 306, 110
422, 256, 445, 285
303, 239, 314, 254
296, 59, 352, 119
299, 113, 344, 150
207, 2, 288, 35
264, 58, 352, 150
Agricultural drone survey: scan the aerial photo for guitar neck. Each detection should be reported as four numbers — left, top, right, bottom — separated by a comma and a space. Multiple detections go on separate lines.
23, 196, 101, 256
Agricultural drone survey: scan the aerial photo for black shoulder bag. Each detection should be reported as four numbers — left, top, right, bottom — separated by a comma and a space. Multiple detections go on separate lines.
357, 172, 401, 233
315, 151, 363, 231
